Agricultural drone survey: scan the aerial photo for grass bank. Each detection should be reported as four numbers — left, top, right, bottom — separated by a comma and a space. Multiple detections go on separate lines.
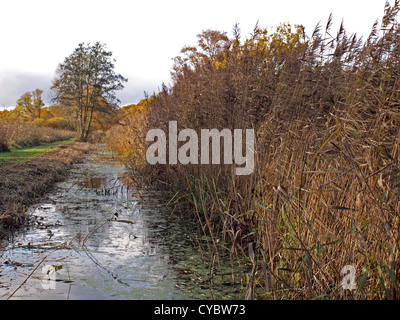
0, 138, 74, 169
0, 141, 95, 231
0, 118, 75, 151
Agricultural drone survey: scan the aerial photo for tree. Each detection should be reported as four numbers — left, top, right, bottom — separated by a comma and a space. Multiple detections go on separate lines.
172, 29, 231, 77
32, 89, 44, 119
196, 29, 231, 60
16, 92, 33, 118
16, 88, 44, 119
51, 42, 127, 142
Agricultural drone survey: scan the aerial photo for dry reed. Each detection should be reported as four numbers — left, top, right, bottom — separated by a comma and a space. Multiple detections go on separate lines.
107, 1, 400, 299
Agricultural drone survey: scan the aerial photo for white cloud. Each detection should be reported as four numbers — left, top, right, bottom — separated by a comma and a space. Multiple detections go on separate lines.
0, 70, 53, 107
0, 0, 390, 107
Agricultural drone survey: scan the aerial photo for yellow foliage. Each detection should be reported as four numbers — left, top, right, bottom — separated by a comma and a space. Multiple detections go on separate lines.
43, 117, 69, 129
120, 97, 151, 115
106, 97, 151, 169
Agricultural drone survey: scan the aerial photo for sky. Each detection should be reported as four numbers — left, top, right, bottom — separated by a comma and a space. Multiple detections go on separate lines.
0, 0, 391, 109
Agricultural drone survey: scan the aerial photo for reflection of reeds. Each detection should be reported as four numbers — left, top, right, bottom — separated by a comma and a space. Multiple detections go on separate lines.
107, 1, 400, 299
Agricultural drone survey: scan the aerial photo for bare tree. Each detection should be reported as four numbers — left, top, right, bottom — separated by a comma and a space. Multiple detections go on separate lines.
51, 42, 127, 141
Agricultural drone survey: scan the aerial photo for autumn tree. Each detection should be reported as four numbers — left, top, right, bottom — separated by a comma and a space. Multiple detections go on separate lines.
32, 89, 45, 118
15, 89, 44, 119
51, 42, 127, 142
172, 29, 231, 76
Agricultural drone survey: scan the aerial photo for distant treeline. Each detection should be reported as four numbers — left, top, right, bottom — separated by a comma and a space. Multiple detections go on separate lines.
0, 90, 142, 149
0, 93, 125, 132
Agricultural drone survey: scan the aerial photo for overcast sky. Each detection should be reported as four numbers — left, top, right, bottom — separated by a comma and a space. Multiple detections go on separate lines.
0, 0, 390, 109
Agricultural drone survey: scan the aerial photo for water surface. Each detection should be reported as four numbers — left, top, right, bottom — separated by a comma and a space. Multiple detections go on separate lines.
0, 148, 241, 300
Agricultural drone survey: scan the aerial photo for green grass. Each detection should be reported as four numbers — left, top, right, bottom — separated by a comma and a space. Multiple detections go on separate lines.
0, 138, 74, 168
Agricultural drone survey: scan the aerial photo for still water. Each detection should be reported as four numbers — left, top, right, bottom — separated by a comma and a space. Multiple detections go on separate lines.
0, 148, 241, 300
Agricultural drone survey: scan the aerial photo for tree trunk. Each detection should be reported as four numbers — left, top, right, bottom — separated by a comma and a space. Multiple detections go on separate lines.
83, 104, 95, 142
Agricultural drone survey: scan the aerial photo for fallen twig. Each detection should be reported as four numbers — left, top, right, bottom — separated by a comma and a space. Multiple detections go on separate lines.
7, 254, 49, 300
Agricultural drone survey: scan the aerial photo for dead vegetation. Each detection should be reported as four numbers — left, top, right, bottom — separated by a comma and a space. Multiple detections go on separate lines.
107, 2, 400, 299
0, 118, 75, 150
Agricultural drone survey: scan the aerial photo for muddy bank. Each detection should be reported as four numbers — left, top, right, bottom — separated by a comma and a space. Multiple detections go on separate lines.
0, 141, 96, 230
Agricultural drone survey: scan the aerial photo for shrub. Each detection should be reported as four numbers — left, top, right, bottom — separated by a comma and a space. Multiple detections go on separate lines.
43, 117, 69, 130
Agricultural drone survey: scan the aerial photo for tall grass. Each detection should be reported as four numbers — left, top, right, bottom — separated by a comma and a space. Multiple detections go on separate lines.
0, 118, 75, 150
108, 1, 400, 299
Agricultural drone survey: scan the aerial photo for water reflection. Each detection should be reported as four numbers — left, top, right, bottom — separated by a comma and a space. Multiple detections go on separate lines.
0, 148, 242, 300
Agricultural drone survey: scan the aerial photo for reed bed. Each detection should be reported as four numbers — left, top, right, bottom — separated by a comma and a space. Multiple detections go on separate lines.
108, 1, 400, 299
